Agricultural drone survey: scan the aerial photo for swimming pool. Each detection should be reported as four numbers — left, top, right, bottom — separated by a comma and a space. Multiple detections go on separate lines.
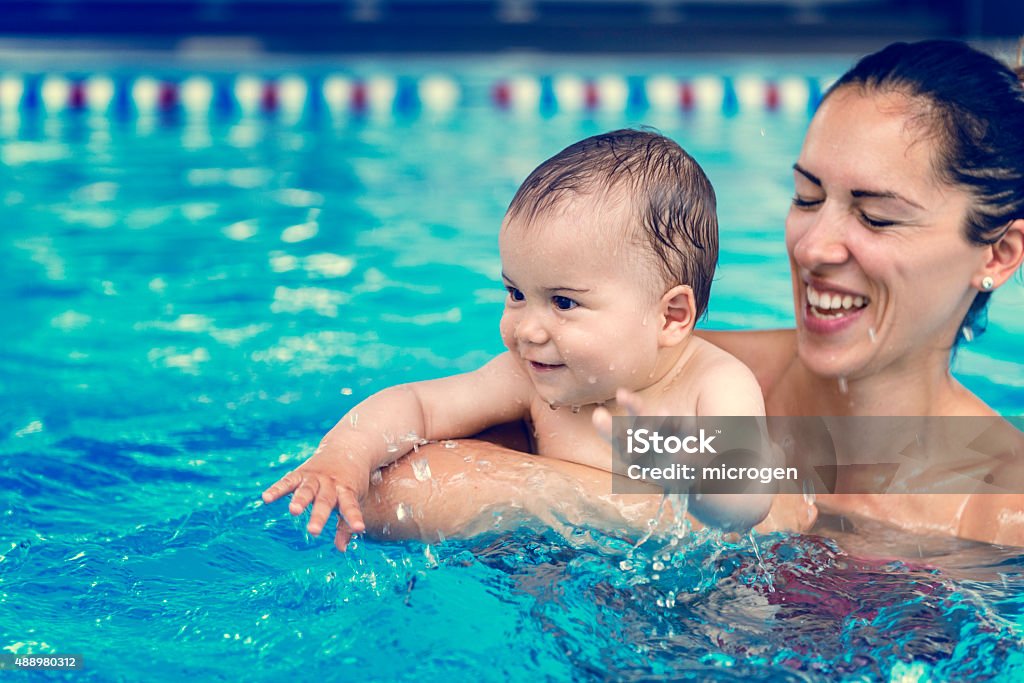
1, 54, 1023, 681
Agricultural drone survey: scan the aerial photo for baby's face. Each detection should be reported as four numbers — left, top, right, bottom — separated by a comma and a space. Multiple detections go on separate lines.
499, 198, 668, 408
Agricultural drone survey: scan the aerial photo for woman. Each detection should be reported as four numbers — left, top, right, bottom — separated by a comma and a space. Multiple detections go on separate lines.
339, 40, 1024, 550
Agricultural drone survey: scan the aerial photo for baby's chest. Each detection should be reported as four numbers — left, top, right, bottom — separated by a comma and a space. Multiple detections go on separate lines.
529, 402, 612, 471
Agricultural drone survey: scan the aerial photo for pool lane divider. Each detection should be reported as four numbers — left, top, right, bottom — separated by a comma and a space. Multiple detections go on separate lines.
0, 73, 834, 117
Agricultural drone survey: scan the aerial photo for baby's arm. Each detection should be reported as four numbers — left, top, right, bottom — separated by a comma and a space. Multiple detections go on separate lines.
261, 352, 532, 549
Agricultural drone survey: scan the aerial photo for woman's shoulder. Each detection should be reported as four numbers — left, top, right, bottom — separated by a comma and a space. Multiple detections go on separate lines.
696, 328, 797, 394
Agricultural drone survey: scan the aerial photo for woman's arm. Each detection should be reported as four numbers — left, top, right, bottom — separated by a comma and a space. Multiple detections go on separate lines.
359, 440, 817, 550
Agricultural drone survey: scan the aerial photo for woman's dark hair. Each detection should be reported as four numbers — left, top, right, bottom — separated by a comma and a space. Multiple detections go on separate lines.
824, 40, 1024, 345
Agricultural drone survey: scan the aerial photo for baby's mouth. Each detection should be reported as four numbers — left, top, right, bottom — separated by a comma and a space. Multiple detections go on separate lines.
806, 284, 870, 320
528, 360, 565, 372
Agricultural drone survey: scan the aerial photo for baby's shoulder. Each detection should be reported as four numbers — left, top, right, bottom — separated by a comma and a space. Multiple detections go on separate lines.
685, 336, 759, 378
680, 338, 765, 416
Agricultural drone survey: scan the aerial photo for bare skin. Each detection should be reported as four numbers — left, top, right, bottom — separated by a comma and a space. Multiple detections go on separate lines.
359, 87, 1024, 549
359, 439, 817, 552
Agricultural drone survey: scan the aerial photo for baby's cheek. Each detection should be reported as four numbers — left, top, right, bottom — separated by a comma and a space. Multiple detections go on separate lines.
498, 312, 516, 351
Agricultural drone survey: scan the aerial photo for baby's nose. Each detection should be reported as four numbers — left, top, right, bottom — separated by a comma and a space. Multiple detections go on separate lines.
516, 313, 550, 345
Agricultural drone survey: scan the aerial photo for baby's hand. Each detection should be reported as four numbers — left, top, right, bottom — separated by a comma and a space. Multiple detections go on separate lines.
591, 388, 653, 442
261, 435, 372, 551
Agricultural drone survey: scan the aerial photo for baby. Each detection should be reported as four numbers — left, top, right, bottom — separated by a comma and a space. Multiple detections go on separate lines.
262, 130, 767, 549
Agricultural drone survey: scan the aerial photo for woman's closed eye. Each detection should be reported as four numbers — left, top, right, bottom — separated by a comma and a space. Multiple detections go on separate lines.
792, 194, 823, 208
552, 295, 578, 311
858, 212, 897, 229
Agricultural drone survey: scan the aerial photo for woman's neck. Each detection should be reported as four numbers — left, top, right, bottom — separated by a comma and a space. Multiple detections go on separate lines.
770, 347, 979, 416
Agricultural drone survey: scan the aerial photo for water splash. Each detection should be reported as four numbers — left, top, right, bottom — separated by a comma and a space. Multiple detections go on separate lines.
410, 458, 432, 482
748, 529, 775, 593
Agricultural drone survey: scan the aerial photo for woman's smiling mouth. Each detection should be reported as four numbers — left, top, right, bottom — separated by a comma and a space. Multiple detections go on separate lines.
804, 283, 870, 331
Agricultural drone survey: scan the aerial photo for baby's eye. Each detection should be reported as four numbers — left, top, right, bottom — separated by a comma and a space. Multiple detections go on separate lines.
506, 286, 525, 302
552, 295, 578, 311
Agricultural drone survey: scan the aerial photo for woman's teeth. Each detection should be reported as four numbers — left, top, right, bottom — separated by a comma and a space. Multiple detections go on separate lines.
806, 285, 868, 318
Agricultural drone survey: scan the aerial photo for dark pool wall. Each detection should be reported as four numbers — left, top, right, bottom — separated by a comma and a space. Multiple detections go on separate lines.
0, 0, 1020, 52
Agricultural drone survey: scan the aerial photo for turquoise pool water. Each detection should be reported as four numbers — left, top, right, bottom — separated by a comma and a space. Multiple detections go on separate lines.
1, 56, 1023, 681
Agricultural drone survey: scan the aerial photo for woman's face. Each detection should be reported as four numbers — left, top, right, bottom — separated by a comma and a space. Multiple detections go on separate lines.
785, 87, 986, 381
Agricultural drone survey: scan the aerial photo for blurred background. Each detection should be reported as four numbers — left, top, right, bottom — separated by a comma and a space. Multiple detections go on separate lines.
0, 0, 1020, 53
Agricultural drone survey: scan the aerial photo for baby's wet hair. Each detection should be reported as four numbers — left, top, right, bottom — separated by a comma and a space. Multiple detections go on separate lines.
505, 129, 719, 318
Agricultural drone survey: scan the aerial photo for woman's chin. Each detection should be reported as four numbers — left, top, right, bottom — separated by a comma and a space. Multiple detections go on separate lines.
795, 341, 868, 385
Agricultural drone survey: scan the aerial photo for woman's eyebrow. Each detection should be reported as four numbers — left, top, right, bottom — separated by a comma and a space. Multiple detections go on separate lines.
850, 189, 925, 210
793, 163, 821, 186
795, 162, 925, 209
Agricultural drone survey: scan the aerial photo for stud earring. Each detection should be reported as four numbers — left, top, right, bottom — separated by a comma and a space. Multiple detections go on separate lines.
981, 276, 994, 291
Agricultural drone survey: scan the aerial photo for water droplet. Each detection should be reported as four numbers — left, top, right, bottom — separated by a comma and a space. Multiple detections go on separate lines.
570, 405, 581, 414
411, 458, 432, 482
619, 559, 634, 571
608, 363, 616, 371
837, 376, 848, 394
868, 327, 877, 343
587, 376, 598, 385
548, 402, 558, 410
442, 440, 458, 449
962, 325, 974, 342
802, 479, 816, 506
395, 503, 410, 521
370, 469, 383, 486
349, 412, 359, 428
652, 560, 665, 571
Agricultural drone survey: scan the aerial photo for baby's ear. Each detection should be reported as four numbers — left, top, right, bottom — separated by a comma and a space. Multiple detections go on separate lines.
658, 285, 696, 347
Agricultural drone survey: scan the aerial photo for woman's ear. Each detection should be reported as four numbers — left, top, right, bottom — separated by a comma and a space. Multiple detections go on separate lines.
978, 219, 1024, 290
658, 284, 696, 347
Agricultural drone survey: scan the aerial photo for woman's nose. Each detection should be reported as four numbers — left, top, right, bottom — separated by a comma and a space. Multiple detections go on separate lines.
791, 205, 851, 269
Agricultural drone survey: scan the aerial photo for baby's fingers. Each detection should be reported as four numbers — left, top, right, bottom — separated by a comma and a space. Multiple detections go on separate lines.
334, 516, 355, 552
615, 388, 649, 417
336, 486, 366, 535
288, 476, 320, 516
261, 471, 302, 504
592, 406, 614, 442
307, 486, 338, 536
